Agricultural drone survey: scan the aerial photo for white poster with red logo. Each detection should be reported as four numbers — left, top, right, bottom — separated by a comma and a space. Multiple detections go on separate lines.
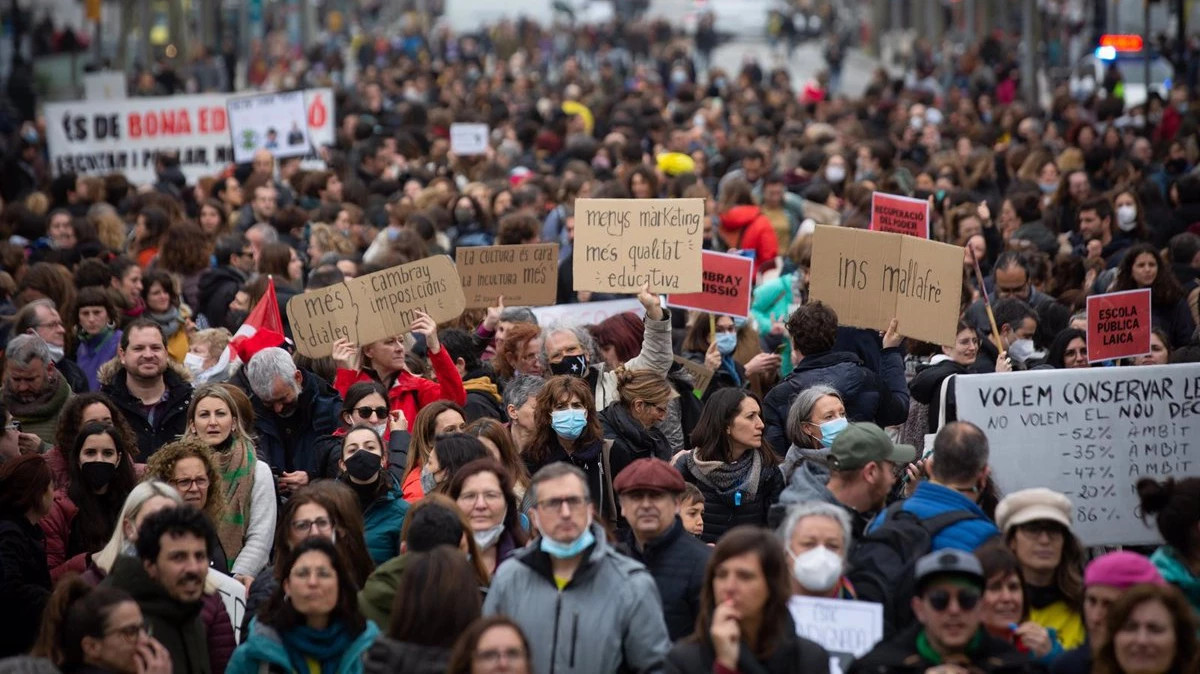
226, 89, 334, 164
43, 88, 334, 185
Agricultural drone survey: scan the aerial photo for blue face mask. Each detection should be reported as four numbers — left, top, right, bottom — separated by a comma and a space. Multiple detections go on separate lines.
539, 522, 596, 559
715, 332, 738, 356
814, 417, 848, 448
551, 409, 587, 440
1038, 182, 1057, 194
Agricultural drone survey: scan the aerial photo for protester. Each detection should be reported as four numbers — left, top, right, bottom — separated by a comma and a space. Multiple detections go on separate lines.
1111, 243, 1196, 348
140, 270, 191, 364
71, 288, 122, 392
666, 526, 829, 673
183, 383, 276, 580
143, 438, 230, 570
43, 422, 137, 581
0, 454, 53, 657
908, 321, 985, 434
363, 547, 482, 674
100, 319, 192, 460
682, 313, 780, 397
185, 328, 236, 385
1137, 477, 1200, 616
501, 375, 543, 455
12, 299, 89, 393
995, 488, 1087, 649
975, 543, 1064, 664
1043, 328, 1090, 369
228, 537, 380, 674
446, 617, 533, 674
397, 400, 467, 500
1090, 584, 1198, 674
2, 334, 72, 448
676, 389, 783, 542
483, 463, 671, 672
463, 418, 531, 499
778, 501, 856, 599
448, 459, 528, 580
422, 433, 490, 496
600, 368, 675, 480
337, 425, 409, 565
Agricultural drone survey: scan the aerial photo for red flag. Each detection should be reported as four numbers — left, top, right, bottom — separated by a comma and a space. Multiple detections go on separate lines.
230, 276, 285, 362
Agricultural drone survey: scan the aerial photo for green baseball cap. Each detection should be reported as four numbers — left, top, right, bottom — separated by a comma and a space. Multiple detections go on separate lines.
828, 422, 918, 471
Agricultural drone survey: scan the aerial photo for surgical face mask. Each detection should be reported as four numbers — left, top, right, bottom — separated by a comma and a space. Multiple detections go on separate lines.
1116, 205, 1138, 231
909, 116, 924, 130
539, 516, 595, 559
824, 165, 845, 183
551, 409, 587, 440
549, 354, 588, 377
43, 342, 64, 362
714, 332, 737, 356
791, 545, 843, 593
812, 416, 848, 448
344, 450, 381, 482
671, 69, 688, 86
420, 464, 439, 493
1038, 182, 1057, 194
184, 352, 206, 375
80, 461, 118, 491
371, 422, 388, 438
473, 521, 506, 550
1007, 338, 1036, 363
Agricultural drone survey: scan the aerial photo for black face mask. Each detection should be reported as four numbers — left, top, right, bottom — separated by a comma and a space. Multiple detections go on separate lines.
549, 354, 588, 377
224, 310, 249, 332
80, 461, 118, 491
344, 450, 382, 482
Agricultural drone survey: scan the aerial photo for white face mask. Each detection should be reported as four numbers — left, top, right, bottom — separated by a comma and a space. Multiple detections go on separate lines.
1116, 205, 1138, 231
824, 165, 846, 183
791, 545, 843, 593
184, 352, 205, 375
1007, 338, 1037, 363
473, 522, 506, 550
371, 422, 388, 438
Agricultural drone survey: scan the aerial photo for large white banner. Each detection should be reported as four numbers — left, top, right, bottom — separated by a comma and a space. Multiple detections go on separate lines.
44, 88, 334, 185
955, 364, 1200, 546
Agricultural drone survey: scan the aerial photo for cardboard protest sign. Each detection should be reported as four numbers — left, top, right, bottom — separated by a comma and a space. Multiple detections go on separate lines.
1087, 289, 1152, 363
531, 298, 643, 328
573, 198, 704, 293
789, 596, 883, 673
450, 123, 489, 155
870, 192, 930, 238
673, 356, 715, 396
456, 243, 559, 308
666, 250, 755, 318
809, 226, 962, 346
287, 255, 466, 358
955, 364, 1200, 546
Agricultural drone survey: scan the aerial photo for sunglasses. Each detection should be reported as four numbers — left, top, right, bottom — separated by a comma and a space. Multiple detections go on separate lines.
925, 587, 981, 612
353, 406, 389, 420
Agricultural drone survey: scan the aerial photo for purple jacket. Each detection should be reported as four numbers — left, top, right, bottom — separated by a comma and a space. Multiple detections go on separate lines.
74, 329, 122, 391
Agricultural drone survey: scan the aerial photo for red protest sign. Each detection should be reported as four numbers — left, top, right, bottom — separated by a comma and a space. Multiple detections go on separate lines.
870, 192, 930, 239
1087, 289, 1152, 363
666, 250, 755, 318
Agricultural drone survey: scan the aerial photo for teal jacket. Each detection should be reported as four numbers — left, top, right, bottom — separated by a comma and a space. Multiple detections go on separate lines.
363, 475, 410, 565
1152, 546, 1200, 618
750, 273, 799, 372
226, 619, 380, 674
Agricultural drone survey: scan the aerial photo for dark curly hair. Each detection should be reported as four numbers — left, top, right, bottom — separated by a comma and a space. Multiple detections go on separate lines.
786, 300, 838, 356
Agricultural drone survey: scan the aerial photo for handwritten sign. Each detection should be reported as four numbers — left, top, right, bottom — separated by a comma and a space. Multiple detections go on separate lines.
870, 192, 930, 238
1088, 289, 1152, 363
673, 356, 715, 395
955, 364, 1200, 546
450, 123, 489, 155
789, 596, 883, 673
287, 255, 466, 358
209, 570, 248, 643
456, 243, 559, 309
666, 250, 755, 318
531, 298, 643, 328
809, 226, 962, 346
573, 198, 704, 293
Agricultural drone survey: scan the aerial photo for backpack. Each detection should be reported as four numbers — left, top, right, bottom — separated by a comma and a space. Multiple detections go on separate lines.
846, 500, 976, 637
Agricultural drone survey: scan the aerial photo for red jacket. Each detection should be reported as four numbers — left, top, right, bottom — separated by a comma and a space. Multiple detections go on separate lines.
719, 205, 779, 277
333, 345, 467, 425
42, 490, 89, 583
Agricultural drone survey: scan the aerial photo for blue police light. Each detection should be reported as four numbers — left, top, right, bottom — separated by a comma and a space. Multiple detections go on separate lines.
1095, 45, 1117, 61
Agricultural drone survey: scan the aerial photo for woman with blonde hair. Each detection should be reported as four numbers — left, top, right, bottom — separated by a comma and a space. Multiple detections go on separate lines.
599, 368, 675, 480
184, 383, 275, 580
185, 327, 236, 384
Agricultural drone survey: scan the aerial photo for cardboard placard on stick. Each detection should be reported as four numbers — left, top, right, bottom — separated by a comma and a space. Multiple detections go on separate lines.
809, 226, 962, 346
287, 255, 466, 358
1087, 289, 1152, 363
673, 356, 714, 394
666, 250, 755, 318
573, 198, 704, 293
456, 243, 559, 309
869, 192, 930, 238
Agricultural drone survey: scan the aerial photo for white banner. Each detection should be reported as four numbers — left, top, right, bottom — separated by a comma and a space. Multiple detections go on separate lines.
530, 298, 644, 328
789, 596, 883, 674
44, 88, 334, 185
227, 89, 334, 163
954, 364, 1200, 546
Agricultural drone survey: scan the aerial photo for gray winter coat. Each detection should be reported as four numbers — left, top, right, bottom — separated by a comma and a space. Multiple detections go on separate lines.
482, 523, 671, 674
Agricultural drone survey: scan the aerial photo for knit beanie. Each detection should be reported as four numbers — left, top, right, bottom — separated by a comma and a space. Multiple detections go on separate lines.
1084, 551, 1165, 589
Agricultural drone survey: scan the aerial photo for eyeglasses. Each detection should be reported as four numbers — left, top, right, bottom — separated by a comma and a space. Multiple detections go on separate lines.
535, 496, 587, 513
291, 517, 333, 534
458, 490, 504, 505
105, 622, 148, 642
925, 587, 981, 612
170, 477, 210, 491
475, 647, 526, 664
354, 406, 389, 420
1017, 521, 1064, 538
34, 320, 64, 330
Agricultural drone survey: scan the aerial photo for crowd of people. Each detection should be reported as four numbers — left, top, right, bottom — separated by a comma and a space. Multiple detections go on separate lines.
0, 6, 1198, 674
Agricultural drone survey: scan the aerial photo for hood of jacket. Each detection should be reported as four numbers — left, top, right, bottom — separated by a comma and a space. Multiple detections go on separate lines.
792, 350, 864, 374
198, 265, 246, 296
599, 403, 657, 447
909, 359, 967, 403
779, 458, 837, 506
462, 375, 501, 402
719, 205, 764, 229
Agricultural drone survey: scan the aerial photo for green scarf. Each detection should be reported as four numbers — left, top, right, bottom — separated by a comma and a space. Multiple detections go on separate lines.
916, 629, 983, 665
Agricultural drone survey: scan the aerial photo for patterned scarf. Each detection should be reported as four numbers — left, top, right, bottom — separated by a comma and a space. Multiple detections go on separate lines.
147, 306, 182, 339
682, 448, 764, 500
210, 436, 254, 568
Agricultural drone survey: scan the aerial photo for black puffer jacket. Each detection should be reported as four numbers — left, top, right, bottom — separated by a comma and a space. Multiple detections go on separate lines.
618, 518, 711, 641
666, 612, 830, 674
102, 367, 193, 460
0, 515, 52, 657
197, 265, 247, 330
908, 358, 971, 434
600, 403, 673, 481
674, 452, 785, 544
